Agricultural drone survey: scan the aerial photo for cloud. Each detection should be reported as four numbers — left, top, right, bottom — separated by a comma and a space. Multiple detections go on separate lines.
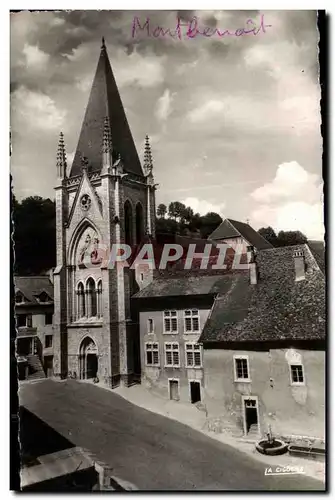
251, 161, 322, 204
250, 162, 324, 240
22, 43, 50, 68
187, 92, 320, 133
188, 99, 225, 123
182, 197, 226, 216
115, 51, 166, 88
155, 89, 173, 122
75, 74, 92, 92
251, 201, 324, 240
50, 17, 65, 27
11, 87, 66, 131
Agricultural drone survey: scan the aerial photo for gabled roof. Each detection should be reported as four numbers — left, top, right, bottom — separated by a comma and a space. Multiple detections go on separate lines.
199, 244, 325, 344
14, 276, 54, 305
133, 274, 241, 299
129, 235, 248, 282
208, 218, 273, 250
70, 39, 144, 178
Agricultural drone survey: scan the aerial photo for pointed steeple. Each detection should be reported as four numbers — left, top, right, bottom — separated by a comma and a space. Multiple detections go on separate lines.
56, 132, 67, 179
143, 135, 153, 175
70, 39, 144, 178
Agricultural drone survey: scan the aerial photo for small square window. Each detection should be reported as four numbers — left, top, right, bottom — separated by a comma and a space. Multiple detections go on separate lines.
45, 335, 53, 348
145, 342, 159, 366
185, 343, 202, 368
165, 343, 180, 367
234, 356, 250, 382
163, 311, 178, 333
184, 309, 200, 333
290, 364, 304, 384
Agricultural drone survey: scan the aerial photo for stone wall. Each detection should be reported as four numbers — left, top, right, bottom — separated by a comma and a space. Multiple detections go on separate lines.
139, 305, 211, 403
202, 347, 325, 438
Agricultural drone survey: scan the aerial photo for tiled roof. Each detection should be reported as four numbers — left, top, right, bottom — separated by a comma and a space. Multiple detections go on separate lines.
129, 235, 247, 275
308, 240, 325, 274
14, 276, 54, 304
199, 244, 325, 344
132, 274, 240, 299
70, 41, 143, 178
208, 218, 273, 250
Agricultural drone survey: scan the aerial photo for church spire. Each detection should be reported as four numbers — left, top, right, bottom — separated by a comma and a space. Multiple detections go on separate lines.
56, 132, 67, 179
143, 135, 153, 175
69, 38, 144, 178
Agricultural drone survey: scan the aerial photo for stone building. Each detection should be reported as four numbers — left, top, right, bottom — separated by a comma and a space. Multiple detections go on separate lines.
133, 274, 230, 403
53, 38, 157, 387
15, 275, 54, 380
135, 243, 325, 439
208, 218, 273, 252
199, 244, 326, 439
133, 245, 249, 403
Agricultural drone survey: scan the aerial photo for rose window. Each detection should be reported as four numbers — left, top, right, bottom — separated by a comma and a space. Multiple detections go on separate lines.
80, 194, 91, 211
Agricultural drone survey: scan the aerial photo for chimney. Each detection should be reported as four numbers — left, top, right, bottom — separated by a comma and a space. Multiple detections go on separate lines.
247, 245, 257, 285
293, 248, 305, 282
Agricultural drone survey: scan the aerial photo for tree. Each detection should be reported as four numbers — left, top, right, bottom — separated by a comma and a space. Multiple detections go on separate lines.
168, 201, 186, 221
156, 203, 167, 219
13, 196, 56, 275
258, 226, 279, 247
189, 212, 202, 232
199, 212, 222, 239
155, 217, 178, 234
180, 206, 194, 224
276, 230, 308, 247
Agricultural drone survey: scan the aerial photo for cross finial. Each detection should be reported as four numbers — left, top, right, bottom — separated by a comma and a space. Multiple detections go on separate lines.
101, 36, 106, 49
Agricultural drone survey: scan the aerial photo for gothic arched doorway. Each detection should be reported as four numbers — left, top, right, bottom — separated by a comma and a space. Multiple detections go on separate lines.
135, 202, 144, 244
79, 337, 98, 380
124, 200, 133, 247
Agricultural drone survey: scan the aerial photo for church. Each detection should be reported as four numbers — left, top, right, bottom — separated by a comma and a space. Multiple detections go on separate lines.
53, 38, 156, 387
16, 37, 325, 441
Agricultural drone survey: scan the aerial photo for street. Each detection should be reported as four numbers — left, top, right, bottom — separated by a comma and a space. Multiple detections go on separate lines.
19, 379, 325, 491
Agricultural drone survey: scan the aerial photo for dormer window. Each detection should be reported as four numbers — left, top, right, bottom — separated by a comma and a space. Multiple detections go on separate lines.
15, 293, 24, 304
36, 291, 51, 303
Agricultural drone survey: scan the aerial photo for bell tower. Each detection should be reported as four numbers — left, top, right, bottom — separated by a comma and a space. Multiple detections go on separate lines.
53, 38, 157, 387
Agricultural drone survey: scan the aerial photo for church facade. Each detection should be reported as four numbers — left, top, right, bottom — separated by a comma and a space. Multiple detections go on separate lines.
53, 38, 157, 387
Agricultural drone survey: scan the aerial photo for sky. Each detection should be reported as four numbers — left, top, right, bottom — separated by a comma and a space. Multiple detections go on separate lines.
10, 10, 324, 240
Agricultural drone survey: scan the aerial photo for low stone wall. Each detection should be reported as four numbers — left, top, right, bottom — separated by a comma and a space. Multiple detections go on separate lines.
279, 434, 325, 450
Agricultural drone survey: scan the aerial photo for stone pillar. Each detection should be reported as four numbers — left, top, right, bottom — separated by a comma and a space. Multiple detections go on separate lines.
86, 289, 91, 317
53, 175, 68, 379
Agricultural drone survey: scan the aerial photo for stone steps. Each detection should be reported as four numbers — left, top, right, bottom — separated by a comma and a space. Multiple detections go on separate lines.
26, 354, 46, 380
